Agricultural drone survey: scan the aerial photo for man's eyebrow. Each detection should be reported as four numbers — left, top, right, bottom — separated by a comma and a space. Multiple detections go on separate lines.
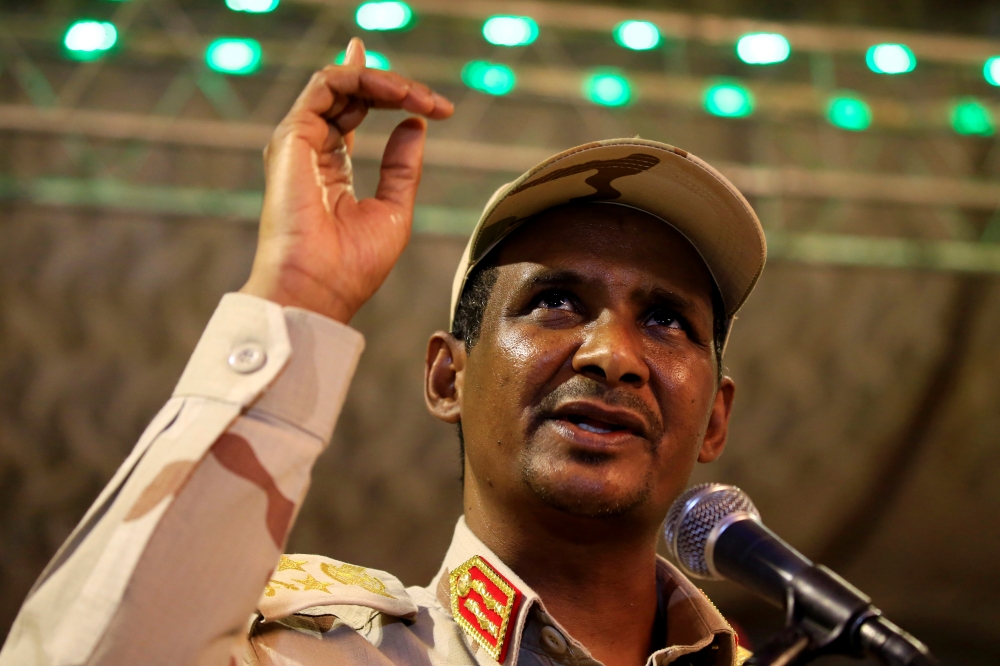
644, 286, 699, 313
524, 271, 705, 313
526, 269, 588, 288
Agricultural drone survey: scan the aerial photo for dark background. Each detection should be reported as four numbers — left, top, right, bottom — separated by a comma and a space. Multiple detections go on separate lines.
1, 1, 999, 664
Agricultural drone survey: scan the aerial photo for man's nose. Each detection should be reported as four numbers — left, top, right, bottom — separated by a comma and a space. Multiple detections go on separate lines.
571, 312, 650, 387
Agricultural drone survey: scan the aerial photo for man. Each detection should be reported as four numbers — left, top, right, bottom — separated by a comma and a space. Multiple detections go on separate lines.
0, 38, 764, 666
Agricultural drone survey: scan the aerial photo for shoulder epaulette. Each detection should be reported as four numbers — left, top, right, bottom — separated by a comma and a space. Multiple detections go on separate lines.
257, 554, 418, 622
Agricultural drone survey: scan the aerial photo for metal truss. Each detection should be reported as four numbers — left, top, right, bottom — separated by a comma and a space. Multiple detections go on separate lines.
1, 0, 998, 273
2, 104, 1000, 208
312, 0, 1000, 67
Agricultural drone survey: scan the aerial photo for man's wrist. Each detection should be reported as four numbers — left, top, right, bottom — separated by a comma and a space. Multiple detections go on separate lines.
253, 302, 365, 442
173, 292, 365, 441
238, 273, 356, 325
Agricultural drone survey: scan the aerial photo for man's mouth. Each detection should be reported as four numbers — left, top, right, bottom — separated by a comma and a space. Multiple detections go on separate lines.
564, 415, 629, 435
542, 400, 651, 442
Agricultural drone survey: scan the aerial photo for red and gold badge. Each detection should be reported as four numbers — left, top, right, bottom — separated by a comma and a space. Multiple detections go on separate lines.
450, 555, 523, 662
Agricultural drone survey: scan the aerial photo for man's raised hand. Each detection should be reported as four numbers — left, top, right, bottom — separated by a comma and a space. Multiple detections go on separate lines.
240, 38, 454, 323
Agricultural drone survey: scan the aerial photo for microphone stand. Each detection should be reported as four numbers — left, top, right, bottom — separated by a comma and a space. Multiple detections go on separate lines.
744, 565, 938, 666
744, 625, 812, 666
746, 619, 938, 666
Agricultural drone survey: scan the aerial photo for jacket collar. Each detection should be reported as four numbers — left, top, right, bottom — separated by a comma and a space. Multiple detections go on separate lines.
426, 518, 736, 666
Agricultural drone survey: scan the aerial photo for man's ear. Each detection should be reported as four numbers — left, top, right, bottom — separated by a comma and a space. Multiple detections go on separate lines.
424, 331, 466, 424
698, 376, 735, 463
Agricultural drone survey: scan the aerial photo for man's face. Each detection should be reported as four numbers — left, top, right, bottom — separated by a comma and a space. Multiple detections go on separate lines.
429, 203, 733, 531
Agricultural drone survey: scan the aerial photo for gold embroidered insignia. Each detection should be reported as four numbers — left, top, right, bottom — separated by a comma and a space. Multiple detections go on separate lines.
263, 578, 299, 597
449, 555, 522, 662
276, 555, 307, 572
292, 574, 333, 593
320, 562, 396, 598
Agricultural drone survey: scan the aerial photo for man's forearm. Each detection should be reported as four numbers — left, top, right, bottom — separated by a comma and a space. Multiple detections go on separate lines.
0, 293, 364, 666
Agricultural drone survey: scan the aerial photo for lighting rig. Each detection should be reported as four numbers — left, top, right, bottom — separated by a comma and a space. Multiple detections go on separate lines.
56, 0, 1000, 133
2, 0, 999, 274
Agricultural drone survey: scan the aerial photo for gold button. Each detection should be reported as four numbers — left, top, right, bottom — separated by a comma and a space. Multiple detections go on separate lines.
540, 626, 567, 655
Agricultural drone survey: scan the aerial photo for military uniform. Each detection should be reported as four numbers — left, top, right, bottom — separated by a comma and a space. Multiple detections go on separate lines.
0, 294, 748, 666
249, 520, 748, 666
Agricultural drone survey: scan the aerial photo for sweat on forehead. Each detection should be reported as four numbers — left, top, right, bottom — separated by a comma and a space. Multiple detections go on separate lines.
450, 202, 731, 384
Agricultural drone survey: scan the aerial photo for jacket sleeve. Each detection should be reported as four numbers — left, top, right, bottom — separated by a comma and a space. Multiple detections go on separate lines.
0, 293, 365, 666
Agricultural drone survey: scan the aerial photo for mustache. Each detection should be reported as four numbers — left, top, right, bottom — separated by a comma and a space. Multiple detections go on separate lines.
534, 376, 664, 440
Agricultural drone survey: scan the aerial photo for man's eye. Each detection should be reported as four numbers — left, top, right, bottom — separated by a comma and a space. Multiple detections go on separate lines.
535, 290, 575, 311
646, 308, 683, 329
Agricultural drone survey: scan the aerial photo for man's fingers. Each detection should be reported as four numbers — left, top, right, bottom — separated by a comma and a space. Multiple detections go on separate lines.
429, 92, 455, 119
319, 67, 450, 119
334, 98, 370, 136
345, 36, 366, 67
269, 43, 451, 161
341, 37, 366, 157
370, 91, 453, 119
283, 64, 451, 133
375, 117, 427, 213
334, 97, 369, 156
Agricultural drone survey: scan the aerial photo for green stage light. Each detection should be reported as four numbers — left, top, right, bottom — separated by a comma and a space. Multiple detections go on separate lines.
584, 71, 631, 107
951, 98, 994, 136
613, 21, 660, 51
206, 38, 262, 75
334, 50, 391, 70
482, 16, 538, 47
736, 33, 790, 65
866, 44, 916, 74
225, 0, 279, 12
462, 61, 516, 95
704, 82, 753, 117
827, 95, 871, 131
985, 57, 1000, 86
355, 2, 412, 31
64, 20, 117, 59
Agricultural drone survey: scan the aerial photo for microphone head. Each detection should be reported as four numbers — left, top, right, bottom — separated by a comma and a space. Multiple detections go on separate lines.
664, 483, 760, 580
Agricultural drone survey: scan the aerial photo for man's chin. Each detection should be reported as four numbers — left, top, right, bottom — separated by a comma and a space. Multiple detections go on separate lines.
520, 462, 652, 519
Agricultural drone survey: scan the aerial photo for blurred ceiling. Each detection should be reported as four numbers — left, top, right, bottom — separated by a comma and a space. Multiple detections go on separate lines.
1, 0, 998, 268
0, 1, 998, 664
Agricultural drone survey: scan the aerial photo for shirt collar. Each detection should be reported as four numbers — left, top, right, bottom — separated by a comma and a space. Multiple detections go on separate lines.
426, 518, 736, 666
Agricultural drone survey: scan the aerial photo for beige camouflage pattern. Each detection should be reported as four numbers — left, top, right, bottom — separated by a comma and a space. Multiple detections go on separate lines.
248, 519, 743, 666
0, 294, 744, 666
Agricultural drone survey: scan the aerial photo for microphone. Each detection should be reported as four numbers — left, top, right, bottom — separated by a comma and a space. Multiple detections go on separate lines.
663, 484, 937, 666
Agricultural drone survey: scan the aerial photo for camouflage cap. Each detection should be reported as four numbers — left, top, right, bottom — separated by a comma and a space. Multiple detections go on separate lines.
449, 138, 766, 332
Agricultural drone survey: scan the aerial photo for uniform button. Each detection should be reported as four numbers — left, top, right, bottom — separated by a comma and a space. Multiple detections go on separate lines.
228, 343, 267, 374
540, 626, 567, 655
